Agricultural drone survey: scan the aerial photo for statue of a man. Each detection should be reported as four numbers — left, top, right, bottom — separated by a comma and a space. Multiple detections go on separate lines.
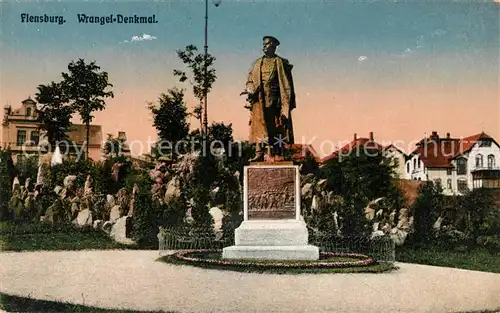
241, 36, 296, 162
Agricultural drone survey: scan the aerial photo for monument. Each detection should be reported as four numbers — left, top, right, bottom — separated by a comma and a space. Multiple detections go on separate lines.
222, 36, 319, 260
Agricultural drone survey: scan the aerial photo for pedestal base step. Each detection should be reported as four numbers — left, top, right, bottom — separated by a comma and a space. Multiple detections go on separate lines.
222, 245, 319, 260
235, 220, 309, 246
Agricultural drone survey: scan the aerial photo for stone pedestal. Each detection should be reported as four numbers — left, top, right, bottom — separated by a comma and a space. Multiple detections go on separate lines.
222, 163, 319, 260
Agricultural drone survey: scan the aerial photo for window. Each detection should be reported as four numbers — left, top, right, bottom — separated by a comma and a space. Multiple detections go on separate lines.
406, 162, 410, 173
476, 154, 484, 168
447, 178, 452, 190
418, 157, 421, 169
447, 168, 452, 175
16, 130, 27, 145
488, 154, 496, 169
479, 140, 492, 147
457, 179, 468, 193
457, 157, 467, 175
26, 107, 32, 117
413, 159, 417, 170
30, 130, 39, 145
434, 178, 442, 187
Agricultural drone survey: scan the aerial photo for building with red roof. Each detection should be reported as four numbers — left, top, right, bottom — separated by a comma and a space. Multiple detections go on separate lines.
406, 131, 500, 195
320, 132, 384, 163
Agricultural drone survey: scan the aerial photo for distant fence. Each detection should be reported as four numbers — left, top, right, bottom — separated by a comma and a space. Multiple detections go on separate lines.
158, 228, 396, 263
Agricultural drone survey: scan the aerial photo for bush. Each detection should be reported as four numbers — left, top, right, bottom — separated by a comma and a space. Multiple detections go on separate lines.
457, 188, 500, 242
0, 150, 16, 221
410, 181, 443, 245
15, 155, 38, 186
477, 235, 500, 254
50, 159, 93, 189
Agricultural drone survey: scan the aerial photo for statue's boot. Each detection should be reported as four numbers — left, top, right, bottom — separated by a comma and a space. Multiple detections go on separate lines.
249, 151, 264, 162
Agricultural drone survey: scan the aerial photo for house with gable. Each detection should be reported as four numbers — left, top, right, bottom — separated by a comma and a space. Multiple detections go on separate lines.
2, 97, 103, 163
406, 131, 500, 195
383, 144, 408, 179
320, 132, 383, 164
319, 132, 408, 179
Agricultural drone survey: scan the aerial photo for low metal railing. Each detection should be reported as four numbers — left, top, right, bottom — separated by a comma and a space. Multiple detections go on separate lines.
158, 227, 396, 263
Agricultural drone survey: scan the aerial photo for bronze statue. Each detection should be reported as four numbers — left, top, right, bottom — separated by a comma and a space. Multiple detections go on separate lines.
241, 36, 296, 162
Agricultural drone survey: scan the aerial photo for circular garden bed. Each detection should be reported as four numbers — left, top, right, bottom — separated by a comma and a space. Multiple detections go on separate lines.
159, 250, 397, 274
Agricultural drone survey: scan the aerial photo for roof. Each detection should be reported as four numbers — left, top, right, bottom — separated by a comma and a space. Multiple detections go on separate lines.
451, 132, 499, 158
67, 124, 103, 146
320, 137, 383, 163
410, 132, 498, 168
383, 144, 407, 157
285, 143, 320, 163
22, 97, 36, 105
397, 179, 424, 207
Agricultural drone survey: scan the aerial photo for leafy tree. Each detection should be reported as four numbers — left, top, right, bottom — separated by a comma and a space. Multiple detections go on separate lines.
320, 150, 397, 204
148, 88, 189, 160
208, 122, 233, 152
35, 81, 74, 147
173, 45, 217, 133
15, 155, 38, 185
62, 59, 114, 160
411, 181, 443, 245
0, 149, 16, 220
457, 189, 499, 243
102, 133, 127, 158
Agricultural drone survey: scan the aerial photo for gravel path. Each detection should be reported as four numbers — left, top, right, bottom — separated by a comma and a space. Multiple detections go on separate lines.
1, 250, 499, 313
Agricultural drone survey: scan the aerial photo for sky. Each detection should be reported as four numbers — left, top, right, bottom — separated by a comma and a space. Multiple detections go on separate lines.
1, 0, 499, 157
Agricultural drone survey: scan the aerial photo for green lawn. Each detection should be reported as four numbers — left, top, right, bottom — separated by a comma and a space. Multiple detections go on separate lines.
396, 246, 500, 273
0, 292, 176, 313
0, 221, 137, 251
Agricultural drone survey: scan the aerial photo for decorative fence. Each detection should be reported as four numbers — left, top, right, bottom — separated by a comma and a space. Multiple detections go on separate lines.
158, 227, 396, 263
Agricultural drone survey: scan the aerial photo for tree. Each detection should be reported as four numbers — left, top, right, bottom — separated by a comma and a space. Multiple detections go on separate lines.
35, 82, 74, 147
320, 150, 397, 204
208, 122, 233, 152
411, 181, 443, 245
102, 133, 126, 158
0, 149, 16, 220
189, 103, 203, 131
457, 189, 499, 243
173, 45, 217, 133
62, 59, 114, 160
148, 88, 189, 160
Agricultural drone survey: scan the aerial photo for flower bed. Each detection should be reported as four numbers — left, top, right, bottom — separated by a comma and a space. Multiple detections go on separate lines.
169, 249, 376, 269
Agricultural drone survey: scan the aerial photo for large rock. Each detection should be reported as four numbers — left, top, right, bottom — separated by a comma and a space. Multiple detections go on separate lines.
109, 205, 122, 223
110, 216, 134, 244
164, 177, 181, 203
390, 228, 408, 246
301, 183, 313, 198
102, 221, 113, 234
93, 220, 103, 230
209, 207, 223, 233
74, 209, 93, 227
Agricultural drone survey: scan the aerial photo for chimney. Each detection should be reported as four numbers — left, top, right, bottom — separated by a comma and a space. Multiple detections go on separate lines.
430, 131, 439, 141
353, 133, 357, 141
446, 132, 450, 139
369, 132, 374, 141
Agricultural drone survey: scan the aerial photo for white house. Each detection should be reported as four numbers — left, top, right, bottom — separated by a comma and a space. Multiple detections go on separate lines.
405, 131, 500, 195
383, 144, 408, 179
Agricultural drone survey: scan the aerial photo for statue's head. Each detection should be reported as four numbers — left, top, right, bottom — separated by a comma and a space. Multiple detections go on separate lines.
263, 36, 279, 56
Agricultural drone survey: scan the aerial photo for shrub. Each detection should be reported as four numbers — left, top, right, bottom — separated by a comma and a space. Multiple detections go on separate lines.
0, 150, 16, 221
50, 159, 93, 188
457, 188, 500, 243
410, 181, 443, 246
477, 235, 500, 254
15, 155, 38, 186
